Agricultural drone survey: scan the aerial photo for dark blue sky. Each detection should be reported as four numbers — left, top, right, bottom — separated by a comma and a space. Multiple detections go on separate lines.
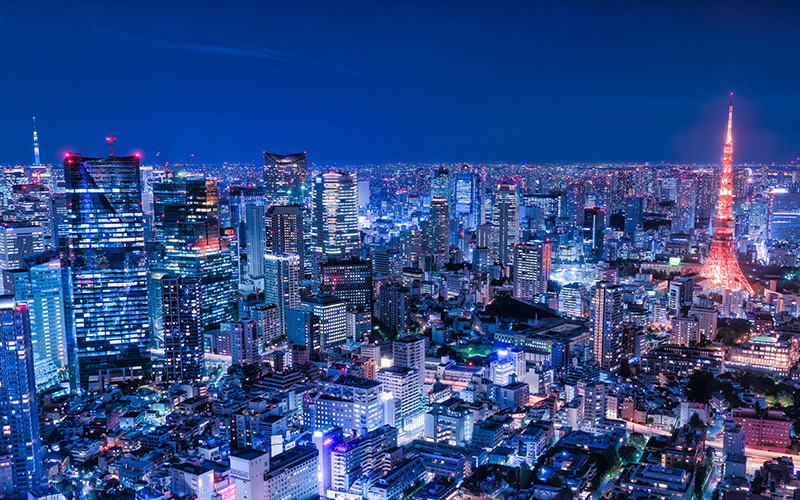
2, 1, 799, 165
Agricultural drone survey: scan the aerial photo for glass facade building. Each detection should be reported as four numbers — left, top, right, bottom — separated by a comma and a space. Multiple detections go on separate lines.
153, 177, 234, 331
64, 153, 151, 390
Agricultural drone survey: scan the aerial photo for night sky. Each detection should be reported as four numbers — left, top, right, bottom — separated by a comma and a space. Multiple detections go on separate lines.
2, 1, 799, 166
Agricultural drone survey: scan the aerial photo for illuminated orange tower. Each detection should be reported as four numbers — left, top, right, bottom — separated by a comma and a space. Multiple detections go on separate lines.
700, 94, 754, 294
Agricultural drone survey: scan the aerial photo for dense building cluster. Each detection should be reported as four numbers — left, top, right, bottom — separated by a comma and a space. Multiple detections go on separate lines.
3, 104, 800, 500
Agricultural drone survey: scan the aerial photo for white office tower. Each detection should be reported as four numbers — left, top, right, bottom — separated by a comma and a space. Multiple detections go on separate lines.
377, 366, 424, 442
393, 335, 426, 396
245, 202, 266, 279
264, 253, 300, 338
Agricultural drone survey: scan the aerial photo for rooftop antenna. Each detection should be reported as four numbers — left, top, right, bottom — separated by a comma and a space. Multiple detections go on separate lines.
156, 152, 194, 179
32, 117, 41, 167
106, 136, 117, 157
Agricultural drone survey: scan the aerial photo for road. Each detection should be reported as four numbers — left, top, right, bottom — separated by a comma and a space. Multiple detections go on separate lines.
626, 421, 794, 468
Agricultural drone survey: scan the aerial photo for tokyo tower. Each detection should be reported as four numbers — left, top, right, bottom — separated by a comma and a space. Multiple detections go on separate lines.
699, 94, 754, 294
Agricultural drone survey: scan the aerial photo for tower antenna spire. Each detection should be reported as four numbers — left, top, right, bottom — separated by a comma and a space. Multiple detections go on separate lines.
106, 136, 116, 157
32, 117, 40, 167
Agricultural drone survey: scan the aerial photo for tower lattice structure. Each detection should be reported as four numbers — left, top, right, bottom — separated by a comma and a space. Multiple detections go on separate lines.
699, 95, 754, 294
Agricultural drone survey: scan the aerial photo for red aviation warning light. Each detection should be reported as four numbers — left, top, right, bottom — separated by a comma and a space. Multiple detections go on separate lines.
106, 136, 116, 157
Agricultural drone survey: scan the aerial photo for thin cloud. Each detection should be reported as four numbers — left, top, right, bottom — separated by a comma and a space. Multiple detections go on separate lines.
94, 29, 290, 62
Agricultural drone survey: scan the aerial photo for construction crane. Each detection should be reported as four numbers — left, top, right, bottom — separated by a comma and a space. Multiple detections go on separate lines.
303, 357, 359, 410
156, 152, 195, 179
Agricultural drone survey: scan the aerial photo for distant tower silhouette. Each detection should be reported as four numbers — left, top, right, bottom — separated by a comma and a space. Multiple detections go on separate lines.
700, 94, 754, 294
32, 117, 40, 166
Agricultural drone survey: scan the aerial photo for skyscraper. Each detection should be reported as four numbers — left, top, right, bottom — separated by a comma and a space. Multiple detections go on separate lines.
0, 296, 42, 495
675, 176, 697, 233
310, 171, 360, 278
513, 240, 551, 301
267, 205, 304, 273
429, 198, 449, 266
263, 151, 308, 206
161, 276, 203, 383
431, 167, 451, 203
245, 202, 267, 278
592, 281, 623, 373
564, 182, 586, 228
0, 220, 44, 293
582, 207, 605, 262
7, 256, 68, 372
493, 182, 518, 266
623, 195, 644, 236
454, 169, 484, 229
64, 152, 151, 390
264, 253, 300, 339
699, 95, 754, 294
153, 177, 234, 330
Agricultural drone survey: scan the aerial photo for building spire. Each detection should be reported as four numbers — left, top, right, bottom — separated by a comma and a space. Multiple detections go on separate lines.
726, 93, 734, 145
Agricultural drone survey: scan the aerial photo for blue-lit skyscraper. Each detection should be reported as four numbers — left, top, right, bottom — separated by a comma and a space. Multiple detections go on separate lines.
310, 171, 360, 281
161, 276, 203, 383
64, 153, 151, 391
0, 296, 42, 495
454, 169, 484, 229
153, 177, 234, 331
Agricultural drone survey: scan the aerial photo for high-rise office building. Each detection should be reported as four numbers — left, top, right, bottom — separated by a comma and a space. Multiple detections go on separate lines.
245, 202, 267, 278
377, 283, 410, 335
429, 198, 449, 265
513, 240, 551, 301
431, 167, 451, 204
770, 191, 800, 242
153, 178, 234, 330
6, 256, 68, 373
592, 281, 623, 373
377, 366, 423, 432
310, 171, 360, 278
583, 207, 605, 262
64, 153, 150, 390
267, 205, 304, 273
161, 276, 203, 383
299, 295, 347, 350
564, 182, 586, 228
454, 170, 484, 229
493, 182, 518, 266
264, 253, 300, 339
229, 320, 259, 366
675, 177, 697, 233
623, 195, 644, 236
263, 151, 308, 206
0, 221, 44, 293
319, 259, 373, 311
8, 184, 52, 247
0, 297, 42, 496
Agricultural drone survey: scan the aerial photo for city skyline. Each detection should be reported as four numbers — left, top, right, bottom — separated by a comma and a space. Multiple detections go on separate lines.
2, 2, 800, 166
